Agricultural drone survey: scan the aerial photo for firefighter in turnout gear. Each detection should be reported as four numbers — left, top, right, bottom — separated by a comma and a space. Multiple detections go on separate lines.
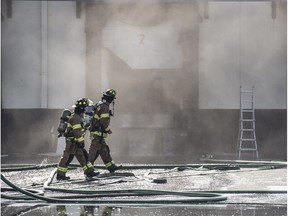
88, 89, 122, 173
56, 97, 99, 180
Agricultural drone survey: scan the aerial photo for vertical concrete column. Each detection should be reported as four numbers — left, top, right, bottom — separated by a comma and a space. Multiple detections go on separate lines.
86, 3, 101, 101
85, 3, 112, 101
181, 3, 199, 110
41, 1, 48, 108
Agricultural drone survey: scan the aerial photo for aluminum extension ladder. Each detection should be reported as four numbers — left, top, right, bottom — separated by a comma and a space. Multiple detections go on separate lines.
237, 86, 259, 159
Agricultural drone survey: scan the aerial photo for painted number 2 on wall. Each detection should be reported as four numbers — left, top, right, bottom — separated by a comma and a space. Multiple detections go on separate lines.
139, 33, 145, 45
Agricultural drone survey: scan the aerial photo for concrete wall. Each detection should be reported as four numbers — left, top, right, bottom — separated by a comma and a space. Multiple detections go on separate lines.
199, 2, 287, 109
1, 1, 286, 162
2, 1, 42, 108
1, 1, 86, 109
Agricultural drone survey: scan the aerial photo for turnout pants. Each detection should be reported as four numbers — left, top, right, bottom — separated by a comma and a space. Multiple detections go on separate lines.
88, 136, 115, 169
57, 140, 93, 176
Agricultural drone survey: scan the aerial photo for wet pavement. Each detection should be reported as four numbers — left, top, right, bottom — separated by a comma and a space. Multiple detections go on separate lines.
1, 160, 287, 216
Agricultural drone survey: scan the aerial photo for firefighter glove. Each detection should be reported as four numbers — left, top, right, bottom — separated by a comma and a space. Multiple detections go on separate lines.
109, 110, 114, 116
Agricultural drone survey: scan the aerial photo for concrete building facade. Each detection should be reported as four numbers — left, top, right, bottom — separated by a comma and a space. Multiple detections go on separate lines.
1, 0, 287, 162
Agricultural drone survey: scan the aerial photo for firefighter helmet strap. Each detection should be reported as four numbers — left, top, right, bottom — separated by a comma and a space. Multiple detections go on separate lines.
112, 101, 115, 117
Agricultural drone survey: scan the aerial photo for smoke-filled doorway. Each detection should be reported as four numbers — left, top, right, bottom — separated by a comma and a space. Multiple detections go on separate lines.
85, 2, 200, 163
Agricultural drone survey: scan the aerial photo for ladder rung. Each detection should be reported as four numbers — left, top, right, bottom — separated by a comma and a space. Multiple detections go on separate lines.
241, 109, 254, 112
241, 90, 253, 93
241, 119, 255, 122
241, 138, 256, 141
238, 148, 257, 151
241, 129, 255, 131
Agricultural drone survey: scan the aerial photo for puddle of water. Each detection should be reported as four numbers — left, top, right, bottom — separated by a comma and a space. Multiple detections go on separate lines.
1, 204, 287, 216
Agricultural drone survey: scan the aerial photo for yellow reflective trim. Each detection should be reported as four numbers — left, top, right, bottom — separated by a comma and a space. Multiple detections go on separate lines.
90, 131, 102, 137
105, 161, 115, 168
105, 162, 112, 167
86, 162, 93, 168
75, 137, 84, 142
57, 166, 68, 173
67, 123, 72, 128
93, 114, 100, 119
90, 131, 107, 138
73, 124, 82, 130
100, 113, 109, 118
83, 165, 88, 171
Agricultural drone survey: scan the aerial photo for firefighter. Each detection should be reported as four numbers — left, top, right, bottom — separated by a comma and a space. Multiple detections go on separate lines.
56, 97, 99, 180
88, 89, 122, 173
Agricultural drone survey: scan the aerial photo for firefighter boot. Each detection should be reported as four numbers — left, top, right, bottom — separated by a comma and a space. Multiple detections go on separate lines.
56, 173, 70, 181
86, 171, 100, 180
108, 165, 123, 173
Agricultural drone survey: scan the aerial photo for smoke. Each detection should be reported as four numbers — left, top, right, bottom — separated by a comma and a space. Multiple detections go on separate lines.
1, 1, 286, 163
199, 1, 287, 109
90, 2, 286, 162
86, 2, 223, 162
96, 2, 200, 112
